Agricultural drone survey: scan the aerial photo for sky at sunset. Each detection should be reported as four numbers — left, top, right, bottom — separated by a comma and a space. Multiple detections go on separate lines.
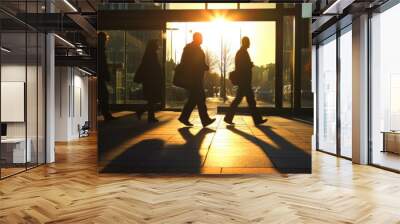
165, 3, 277, 73
167, 21, 276, 72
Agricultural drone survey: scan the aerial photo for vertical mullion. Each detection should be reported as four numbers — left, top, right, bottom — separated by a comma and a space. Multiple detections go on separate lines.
162, 28, 166, 109
36, 0, 39, 167
124, 31, 127, 104
316, 44, 320, 151
367, 11, 373, 165
44, 0, 47, 164
275, 5, 283, 110
336, 29, 341, 156
293, 5, 302, 113
25, 0, 28, 171
0, 23, 2, 179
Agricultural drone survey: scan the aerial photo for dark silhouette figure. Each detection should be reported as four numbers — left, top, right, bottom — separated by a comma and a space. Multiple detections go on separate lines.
224, 37, 267, 125
134, 40, 163, 123
178, 32, 216, 127
98, 32, 115, 121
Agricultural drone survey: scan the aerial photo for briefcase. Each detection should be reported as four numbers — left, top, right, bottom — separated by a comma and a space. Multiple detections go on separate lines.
229, 70, 239, 85
173, 63, 188, 88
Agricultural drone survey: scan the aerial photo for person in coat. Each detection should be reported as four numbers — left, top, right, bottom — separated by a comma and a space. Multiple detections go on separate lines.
135, 39, 163, 123
224, 36, 267, 125
178, 32, 216, 127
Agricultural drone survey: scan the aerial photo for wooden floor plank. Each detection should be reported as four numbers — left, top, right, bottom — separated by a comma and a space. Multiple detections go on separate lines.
0, 115, 399, 223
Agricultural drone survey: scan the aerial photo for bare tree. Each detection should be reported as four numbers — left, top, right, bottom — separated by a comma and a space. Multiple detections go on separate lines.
204, 49, 219, 98
218, 40, 234, 101
204, 49, 219, 73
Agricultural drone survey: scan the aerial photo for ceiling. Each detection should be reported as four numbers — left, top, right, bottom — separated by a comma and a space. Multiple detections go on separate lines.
0, 0, 393, 72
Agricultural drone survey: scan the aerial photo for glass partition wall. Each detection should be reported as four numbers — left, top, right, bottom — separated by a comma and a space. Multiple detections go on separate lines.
316, 26, 352, 158
0, 4, 46, 179
370, 3, 400, 171
317, 35, 337, 155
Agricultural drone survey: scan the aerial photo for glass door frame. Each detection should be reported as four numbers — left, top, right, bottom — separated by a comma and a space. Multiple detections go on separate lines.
314, 21, 353, 160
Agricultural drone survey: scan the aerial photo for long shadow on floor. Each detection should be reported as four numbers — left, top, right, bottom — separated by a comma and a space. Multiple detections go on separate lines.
227, 125, 311, 173
98, 113, 172, 157
100, 127, 215, 173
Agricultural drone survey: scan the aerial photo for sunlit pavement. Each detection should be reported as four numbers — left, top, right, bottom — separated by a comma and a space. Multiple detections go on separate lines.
98, 111, 312, 174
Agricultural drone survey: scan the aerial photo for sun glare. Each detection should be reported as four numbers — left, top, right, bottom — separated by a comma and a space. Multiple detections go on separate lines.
212, 16, 227, 24
167, 19, 276, 69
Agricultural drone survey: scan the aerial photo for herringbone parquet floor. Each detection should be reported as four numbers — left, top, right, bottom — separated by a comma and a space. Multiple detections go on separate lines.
1, 116, 400, 223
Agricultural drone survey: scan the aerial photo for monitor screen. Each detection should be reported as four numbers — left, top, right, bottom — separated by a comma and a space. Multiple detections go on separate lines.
1, 123, 7, 137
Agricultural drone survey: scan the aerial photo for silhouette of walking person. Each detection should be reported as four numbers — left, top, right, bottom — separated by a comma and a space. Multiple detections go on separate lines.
98, 32, 115, 121
178, 32, 216, 127
134, 40, 163, 123
224, 36, 267, 125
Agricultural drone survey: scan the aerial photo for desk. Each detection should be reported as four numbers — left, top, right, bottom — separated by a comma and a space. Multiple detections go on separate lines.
1, 138, 31, 163
382, 131, 400, 154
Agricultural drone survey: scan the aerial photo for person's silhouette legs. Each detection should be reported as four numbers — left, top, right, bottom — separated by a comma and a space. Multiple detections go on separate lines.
243, 86, 265, 124
147, 100, 158, 123
179, 91, 196, 126
179, 88, 215, 127
195, 88, 215, 127
224, 87, 245, 124
224, 85, 266, 125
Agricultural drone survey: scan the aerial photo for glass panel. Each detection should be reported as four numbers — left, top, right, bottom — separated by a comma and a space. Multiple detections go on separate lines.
239, 3, 276, 9
26, 0, 38, 167
99, 3, 163, 10
317, 36, 337, 154
103, 30, 163, 106
301, 21, 313, 108
27, 30, 38, 168
126, 30, 162, 104
38, 33, 45, 164
282, 16, 295, 108
283, 3, 296, 8
1, 30, 28, 177
339, 28, 352, 158
167, 3, 205, 10
105, 31, 125, 104
208, 3, 238, 9
166, 21, 276, 109
371, 4, 400, 171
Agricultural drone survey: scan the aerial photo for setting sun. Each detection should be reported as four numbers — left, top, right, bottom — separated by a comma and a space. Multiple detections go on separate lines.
166, 19, 276, 72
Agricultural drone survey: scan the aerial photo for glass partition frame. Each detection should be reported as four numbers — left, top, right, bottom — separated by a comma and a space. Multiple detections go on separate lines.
0, 1, 47, 180
315, 25, 353, 159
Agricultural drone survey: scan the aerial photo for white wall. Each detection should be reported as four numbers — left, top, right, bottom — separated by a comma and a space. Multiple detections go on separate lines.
55, 67, 89, 141
1, 65, 26, 139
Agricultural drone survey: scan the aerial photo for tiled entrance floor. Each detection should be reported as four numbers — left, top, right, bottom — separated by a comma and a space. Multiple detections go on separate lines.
98, 111, 312, 174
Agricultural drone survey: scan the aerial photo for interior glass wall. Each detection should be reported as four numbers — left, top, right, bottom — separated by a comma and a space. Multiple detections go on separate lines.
339, 27, 352, 158
371, 3, 400, 171
282, 16, 295, 108
0, 2, 46, 179
317, 35, 337, 154
301, 21, 313, 108
104, 30, 162, 105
